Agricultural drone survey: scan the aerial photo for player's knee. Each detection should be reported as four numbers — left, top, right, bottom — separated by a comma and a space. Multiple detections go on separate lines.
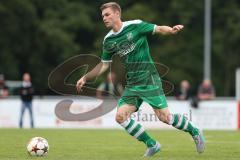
157, 113, 171, 124
115, 113, 127, 124
166, 114, 173, 124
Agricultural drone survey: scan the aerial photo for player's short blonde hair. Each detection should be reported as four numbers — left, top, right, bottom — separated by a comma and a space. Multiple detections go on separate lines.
100, 2, 121, 14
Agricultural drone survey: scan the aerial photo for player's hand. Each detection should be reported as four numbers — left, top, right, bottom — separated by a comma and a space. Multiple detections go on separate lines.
76, 76, 86, 93
171, 25, 184, 34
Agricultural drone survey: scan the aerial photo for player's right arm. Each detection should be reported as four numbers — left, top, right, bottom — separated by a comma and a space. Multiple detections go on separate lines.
76, 62, 110, 92
76, 32, 114, 92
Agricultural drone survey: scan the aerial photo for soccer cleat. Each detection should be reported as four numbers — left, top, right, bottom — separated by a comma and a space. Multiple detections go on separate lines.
192, 130, 205, 153
143, 141, 161, 157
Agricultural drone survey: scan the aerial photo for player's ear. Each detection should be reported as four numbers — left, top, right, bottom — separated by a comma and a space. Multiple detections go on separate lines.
116, 10, 121, 18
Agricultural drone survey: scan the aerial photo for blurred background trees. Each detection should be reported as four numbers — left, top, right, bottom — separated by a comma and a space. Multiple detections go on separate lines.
0, 0, 239, 96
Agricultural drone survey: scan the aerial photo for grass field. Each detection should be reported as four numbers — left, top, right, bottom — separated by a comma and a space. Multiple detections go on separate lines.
0, 129, 239, 160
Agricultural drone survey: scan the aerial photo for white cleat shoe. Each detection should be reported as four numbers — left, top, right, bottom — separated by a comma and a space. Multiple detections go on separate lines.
143, 141, 161, 157
192, 130, 205, 153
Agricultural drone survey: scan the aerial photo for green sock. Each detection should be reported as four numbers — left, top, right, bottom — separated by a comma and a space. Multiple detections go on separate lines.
138, 132, 156, 147
120, 118, 156, 147
171, 114, 199, 136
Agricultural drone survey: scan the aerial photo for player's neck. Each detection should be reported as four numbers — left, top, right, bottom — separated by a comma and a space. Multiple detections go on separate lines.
112, 20, 123, 33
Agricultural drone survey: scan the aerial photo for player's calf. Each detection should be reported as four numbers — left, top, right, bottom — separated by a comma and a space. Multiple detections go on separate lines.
119, 118, 156, 145
166, 114, 199, 136
115, 112, 127, 124
167, 114, 205, 153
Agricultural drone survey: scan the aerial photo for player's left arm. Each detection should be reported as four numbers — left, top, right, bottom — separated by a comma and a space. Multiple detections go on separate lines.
154, 25, 184, 35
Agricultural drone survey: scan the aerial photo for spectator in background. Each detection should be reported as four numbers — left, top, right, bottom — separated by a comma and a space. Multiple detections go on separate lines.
175, 80, 192, 100
19, 73, 34, 128
96, 72, 123, 99
197, 79, 215, 100
0, 74, 9, 98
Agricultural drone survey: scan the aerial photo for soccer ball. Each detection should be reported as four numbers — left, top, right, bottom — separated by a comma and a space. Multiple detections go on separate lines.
27, 137, 49, 156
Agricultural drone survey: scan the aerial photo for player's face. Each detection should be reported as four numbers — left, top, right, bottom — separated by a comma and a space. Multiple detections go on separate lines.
102, 7, 120, 28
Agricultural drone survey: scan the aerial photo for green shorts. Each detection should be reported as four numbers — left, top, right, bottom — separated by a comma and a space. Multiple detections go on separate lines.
118, 73, 168, 110
118, 87, 168, 111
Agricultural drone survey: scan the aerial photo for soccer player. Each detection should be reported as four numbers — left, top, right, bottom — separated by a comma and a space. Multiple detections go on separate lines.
76, 2, 205, 157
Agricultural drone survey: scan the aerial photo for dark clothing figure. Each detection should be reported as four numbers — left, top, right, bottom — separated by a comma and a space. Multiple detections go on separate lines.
0, 74, 8, 98
197, 79, 215, 100
175, 80, 192, 100
19, 73, 34, 128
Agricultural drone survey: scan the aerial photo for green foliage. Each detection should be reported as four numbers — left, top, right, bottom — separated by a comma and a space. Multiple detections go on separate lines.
0, 0, 239, 96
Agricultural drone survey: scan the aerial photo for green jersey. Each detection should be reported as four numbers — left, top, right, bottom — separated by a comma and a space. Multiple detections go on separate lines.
102, 19, 160, 86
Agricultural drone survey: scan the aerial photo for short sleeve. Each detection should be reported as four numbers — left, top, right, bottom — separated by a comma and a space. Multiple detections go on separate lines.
137, 21, 156, 35
101, 40, 116, 62
101, 50, 112, 62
